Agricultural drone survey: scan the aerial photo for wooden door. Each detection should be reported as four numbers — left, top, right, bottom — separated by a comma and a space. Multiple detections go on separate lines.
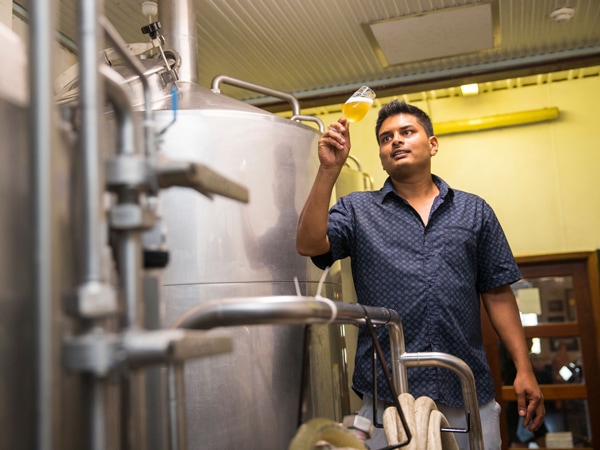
482, 252, 600, 449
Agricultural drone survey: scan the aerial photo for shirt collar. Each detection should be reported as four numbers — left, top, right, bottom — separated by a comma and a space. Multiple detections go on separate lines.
378, 174, 452, 203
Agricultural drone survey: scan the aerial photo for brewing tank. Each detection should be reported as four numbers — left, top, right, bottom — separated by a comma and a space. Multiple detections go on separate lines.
153, 78, 349, 448
52, 28, 350, 450
1, 22, 91, 449
0, 24, 34, 450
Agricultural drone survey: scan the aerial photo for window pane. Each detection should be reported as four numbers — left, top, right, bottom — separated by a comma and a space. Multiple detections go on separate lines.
499, 337, 584, 386
512, 276, 577, 324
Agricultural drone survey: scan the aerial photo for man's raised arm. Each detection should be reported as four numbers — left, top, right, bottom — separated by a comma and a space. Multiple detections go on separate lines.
296, 118, 351, 256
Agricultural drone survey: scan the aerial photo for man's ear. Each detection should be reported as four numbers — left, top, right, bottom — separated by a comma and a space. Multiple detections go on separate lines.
429, 136, 439, 156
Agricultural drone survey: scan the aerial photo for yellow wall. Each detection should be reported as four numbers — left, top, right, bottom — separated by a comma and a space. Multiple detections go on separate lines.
313, 75, 600, 257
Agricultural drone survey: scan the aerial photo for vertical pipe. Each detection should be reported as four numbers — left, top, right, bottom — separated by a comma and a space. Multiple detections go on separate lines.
158, 0, 198, 83
119, 230, 143, 328
387, 322, 408, 395
79, 0, 104, 284
29, 0, 55, 447
167, 363, 187, 450
87, 374, 106, 450
119, 228, 147, 449
100, 16, 155, 159
78, 1, 107, 449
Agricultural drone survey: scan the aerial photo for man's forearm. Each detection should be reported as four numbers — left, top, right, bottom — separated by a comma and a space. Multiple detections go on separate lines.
482, 285, 533, 373
296, 166, 340, 256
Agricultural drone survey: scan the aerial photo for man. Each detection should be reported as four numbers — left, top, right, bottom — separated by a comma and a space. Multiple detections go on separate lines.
296, 100, 545, 448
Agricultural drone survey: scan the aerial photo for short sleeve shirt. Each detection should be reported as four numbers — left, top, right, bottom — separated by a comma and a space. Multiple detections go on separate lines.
312, 175, 521, 407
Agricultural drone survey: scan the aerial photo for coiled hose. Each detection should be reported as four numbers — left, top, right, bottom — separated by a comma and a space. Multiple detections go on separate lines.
383, 393, 458, 450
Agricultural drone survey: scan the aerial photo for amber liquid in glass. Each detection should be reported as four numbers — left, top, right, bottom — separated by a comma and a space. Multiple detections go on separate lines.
342, 97, 373, 122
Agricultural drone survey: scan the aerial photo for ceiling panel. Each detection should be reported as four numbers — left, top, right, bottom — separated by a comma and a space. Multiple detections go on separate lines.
32, 0, 600, 109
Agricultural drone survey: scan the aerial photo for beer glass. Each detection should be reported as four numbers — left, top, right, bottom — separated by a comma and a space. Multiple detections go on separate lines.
341, 86, 376, 122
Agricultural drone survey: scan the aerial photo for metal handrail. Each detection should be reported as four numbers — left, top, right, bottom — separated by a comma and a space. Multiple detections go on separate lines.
211, 74, 301, 116
171, 296, 484, 450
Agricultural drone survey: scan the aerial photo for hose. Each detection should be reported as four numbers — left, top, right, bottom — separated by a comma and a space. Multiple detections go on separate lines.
288, 418, 368, 450
383, 394, 458, 450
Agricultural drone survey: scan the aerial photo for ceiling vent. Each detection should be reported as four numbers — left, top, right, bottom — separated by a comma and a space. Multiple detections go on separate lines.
364, 2, 499, 67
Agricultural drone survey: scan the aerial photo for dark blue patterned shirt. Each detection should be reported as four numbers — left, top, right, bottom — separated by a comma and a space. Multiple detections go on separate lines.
312, 175, 521, 407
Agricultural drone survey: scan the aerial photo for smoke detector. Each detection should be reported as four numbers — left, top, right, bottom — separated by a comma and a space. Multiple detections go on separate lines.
549, 6, 575, 22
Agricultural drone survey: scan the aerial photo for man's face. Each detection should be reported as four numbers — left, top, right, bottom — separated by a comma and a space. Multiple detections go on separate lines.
378, 113, 438, 176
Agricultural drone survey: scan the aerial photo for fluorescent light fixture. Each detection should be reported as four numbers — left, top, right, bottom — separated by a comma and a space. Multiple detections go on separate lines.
460, 83, 479, 96
364, 2, 498, 67
434, 107, 560, 136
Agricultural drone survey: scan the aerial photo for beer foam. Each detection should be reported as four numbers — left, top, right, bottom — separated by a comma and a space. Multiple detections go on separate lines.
344, 96, 373, 104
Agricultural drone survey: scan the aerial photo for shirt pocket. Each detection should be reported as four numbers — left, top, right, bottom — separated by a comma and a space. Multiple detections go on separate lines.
434, 225, 478, 275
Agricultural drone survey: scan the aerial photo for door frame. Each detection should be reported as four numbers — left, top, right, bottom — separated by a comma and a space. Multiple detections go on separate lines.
482, 251, 600, 449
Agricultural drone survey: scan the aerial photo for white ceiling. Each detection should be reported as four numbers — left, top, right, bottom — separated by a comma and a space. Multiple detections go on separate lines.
22, 0, 600, 111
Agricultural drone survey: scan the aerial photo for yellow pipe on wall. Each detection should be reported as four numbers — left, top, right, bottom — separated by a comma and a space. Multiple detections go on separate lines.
434, 107, 559, 136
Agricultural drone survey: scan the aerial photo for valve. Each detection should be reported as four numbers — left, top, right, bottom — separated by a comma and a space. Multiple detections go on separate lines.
141, 21, 162, 41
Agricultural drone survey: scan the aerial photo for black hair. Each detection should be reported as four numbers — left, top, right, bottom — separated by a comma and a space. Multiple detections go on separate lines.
375, 100, 434, 141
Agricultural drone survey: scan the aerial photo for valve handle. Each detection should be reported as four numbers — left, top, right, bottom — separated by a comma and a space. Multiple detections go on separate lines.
141, 21, 162, 40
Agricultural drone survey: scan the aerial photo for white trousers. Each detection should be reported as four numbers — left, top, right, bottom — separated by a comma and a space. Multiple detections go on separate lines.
358, 396, 502, 449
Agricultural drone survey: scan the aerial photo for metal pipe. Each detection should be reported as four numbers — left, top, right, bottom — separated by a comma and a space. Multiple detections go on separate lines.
290, 114, 325, 133
29, 0, 55, 447
101, 65, 137, 156
101, 20, 152, 448
78, 2, 108, 449
211, 74, 301, 116
79, 0, 104, 285
117, 227, 146, 448
158, 0, 198, 84
167, 363, 187, 450
170, 297, 407, 445
401, 352, 484, 450
100, 16, 155, 159
86, 374, 106, 450
172, 296, 484, 449
118, 230, 143, 329
173, 296, 408, 399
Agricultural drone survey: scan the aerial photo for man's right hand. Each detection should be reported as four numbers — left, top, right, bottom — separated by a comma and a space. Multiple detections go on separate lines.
318, 117, 351, 170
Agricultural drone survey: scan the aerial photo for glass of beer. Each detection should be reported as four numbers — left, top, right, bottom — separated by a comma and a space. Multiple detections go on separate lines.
341, 86, 376, 122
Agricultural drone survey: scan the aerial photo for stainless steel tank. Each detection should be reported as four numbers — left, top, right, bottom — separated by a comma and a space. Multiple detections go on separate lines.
155, 79, 349, 449
0, 24, 34, 450
0, 21, 92, 450
22, 0, 351, 445
54, 42, 351, 446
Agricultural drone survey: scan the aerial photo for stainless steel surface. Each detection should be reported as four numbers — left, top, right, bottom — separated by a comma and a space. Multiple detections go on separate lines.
101, 15, 155, 158
77, 25, 341, 447
77, 2, 119, 448
1, 40, 34, 450
3, 14, 90, 450
156, 160, 250, 203
290, 114, 325, 133
29, 0, 55, 447
78, 0, 104, 286
400, 352, 483, 450
171, 295, 485, 450
54, 22, 319, 446
211, 74, 301, 116
155, 93, 340, 447
157, 0, 197, 84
